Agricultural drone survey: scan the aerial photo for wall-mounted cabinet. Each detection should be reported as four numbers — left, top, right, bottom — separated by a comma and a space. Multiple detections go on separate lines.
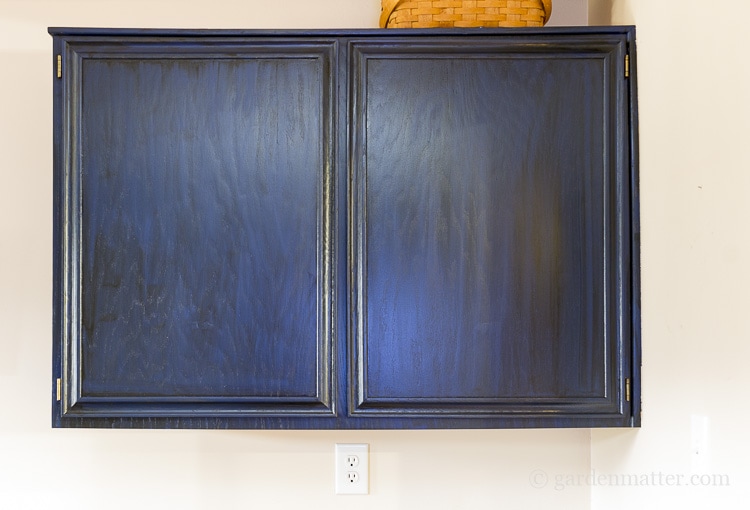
51, 27, 640, 429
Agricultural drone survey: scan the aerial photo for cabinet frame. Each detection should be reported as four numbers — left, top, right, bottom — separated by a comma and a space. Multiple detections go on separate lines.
51, 27, 640, 429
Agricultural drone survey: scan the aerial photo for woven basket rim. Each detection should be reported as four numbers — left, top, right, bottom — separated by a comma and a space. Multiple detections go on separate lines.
379, 0, 553, 29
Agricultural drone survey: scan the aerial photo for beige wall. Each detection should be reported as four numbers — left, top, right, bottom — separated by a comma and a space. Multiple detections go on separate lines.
590, 0, 750, 508
1, 1, 747, 508
547, 0, 588, 25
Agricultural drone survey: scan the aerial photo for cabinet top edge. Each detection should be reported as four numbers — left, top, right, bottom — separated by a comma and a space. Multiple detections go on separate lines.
48, 26, 635, 38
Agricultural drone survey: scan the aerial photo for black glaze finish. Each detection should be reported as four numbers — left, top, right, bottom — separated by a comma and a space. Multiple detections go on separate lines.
51, 27, 640, 429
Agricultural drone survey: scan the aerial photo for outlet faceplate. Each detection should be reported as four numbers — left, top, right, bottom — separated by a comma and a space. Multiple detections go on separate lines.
335, 443, 369, 495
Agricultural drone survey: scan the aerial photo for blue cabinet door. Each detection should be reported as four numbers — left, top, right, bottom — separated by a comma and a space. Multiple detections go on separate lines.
349, 33, 638, 426
53, 35, 337, 426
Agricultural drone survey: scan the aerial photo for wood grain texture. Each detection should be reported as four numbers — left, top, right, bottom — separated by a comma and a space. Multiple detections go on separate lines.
81, 58, 318, 397
59, 40, 337, 419
349, 35, 634, 420
51, 28, 639, 428
358, 52, 606, 400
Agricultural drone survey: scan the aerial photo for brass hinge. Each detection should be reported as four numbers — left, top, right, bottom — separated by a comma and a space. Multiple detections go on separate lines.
57, 55, 62, 79
624, 54, 630, 78
625, 378, 631, 402
56, 378, 61, 401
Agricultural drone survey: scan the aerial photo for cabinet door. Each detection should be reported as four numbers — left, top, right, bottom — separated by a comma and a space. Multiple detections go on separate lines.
53, 37, 337, 426
350, 34, 637, 427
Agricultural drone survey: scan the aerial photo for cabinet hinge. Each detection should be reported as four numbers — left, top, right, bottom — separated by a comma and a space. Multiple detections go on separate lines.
56, 378, 61, 401
57, 55, 62, 79
624, 54, 630, 78
625, 378, 631, 402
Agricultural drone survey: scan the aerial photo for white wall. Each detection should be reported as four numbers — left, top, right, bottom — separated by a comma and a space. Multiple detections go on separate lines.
590, 0, 750, 507
1, 1, 747, 509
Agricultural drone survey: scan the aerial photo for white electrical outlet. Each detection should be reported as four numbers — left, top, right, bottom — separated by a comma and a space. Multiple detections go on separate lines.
335, 443, 369, 495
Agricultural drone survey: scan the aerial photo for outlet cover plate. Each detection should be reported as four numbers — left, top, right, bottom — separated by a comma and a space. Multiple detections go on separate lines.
335, 443, 369, 495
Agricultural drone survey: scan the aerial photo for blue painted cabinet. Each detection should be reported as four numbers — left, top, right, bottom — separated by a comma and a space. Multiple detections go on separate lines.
51, 27, 640, 428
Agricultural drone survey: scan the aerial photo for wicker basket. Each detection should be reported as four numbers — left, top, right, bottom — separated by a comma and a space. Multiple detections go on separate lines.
380, 0, 552, 28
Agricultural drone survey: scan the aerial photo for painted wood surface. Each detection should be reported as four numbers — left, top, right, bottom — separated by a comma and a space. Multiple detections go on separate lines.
353, 45, 607, 409
51, 28, 639, 428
